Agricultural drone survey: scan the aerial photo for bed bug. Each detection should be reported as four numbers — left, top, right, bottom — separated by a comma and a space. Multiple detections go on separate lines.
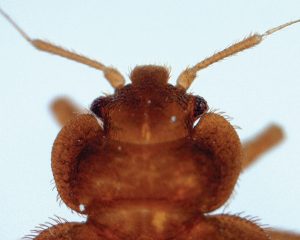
1, 7, 300, 240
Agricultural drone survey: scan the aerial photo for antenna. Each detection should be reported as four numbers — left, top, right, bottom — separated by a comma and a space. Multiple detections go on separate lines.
0, 7, 125, 89
177, 19, 300, 90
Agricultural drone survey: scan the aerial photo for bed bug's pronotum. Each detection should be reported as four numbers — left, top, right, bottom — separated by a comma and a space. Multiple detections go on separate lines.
1, 7, 300, 240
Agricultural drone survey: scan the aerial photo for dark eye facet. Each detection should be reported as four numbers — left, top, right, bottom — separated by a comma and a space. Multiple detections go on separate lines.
193, 96, 208, 119
90, 97, 110, 119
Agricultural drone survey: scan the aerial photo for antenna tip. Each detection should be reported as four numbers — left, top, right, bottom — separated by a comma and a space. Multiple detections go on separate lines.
0, 6, 32, 42
263, 19, 300, 37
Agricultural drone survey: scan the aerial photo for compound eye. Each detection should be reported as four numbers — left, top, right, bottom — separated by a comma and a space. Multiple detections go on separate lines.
193, 96, 208, 119
90, 97, 110, 119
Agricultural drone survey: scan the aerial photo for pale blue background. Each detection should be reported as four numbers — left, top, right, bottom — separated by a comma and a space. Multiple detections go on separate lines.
0, 1, 300, 239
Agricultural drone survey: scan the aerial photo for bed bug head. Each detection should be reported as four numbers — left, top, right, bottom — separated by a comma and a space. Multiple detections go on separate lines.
90, 65, 208, 144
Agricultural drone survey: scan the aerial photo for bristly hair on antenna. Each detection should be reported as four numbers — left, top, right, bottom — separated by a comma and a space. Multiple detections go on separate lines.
0, 7, 125, 89
176, 19, 300, 90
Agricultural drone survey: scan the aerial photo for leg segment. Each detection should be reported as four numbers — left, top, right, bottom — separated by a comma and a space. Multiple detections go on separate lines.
267, 229, 300, 240
242, 124, 284, 170
51, 97, 83, 126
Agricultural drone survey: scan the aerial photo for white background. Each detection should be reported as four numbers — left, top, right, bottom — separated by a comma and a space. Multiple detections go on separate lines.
0, 1, 300, 239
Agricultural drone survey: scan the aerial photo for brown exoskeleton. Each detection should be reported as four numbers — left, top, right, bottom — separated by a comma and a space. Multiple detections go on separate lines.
1, 8, 300, 240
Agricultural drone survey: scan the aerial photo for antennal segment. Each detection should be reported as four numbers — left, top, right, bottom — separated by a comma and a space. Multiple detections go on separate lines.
177, 19, 300, 90
263, 19, 300, 37
0, 7, 125, 89
0, 7, 31, 42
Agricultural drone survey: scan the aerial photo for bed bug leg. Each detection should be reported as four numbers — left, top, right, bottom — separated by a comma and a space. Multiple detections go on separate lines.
50, 97, 84, 126
242, 124, 284, 169
266, 229, 300, 240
